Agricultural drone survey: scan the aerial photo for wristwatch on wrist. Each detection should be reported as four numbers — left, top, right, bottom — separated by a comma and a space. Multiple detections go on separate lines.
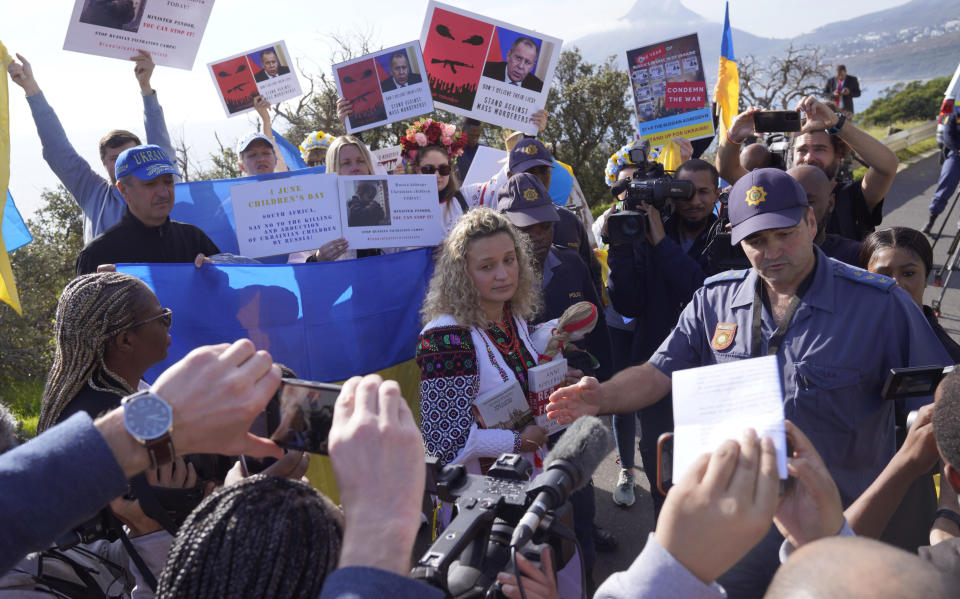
826, 112, 846, 135
122, 390, 175, 469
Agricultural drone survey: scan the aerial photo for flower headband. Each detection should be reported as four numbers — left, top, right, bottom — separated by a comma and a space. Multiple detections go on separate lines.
604, 140, 660, 187
299, 130, 336, 161
399, 118, 468, 164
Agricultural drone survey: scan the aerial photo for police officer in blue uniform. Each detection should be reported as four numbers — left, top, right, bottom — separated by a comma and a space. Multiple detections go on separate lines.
548, 168, 952, 598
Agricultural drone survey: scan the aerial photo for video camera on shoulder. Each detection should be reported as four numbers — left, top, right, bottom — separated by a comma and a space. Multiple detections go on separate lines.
606, 144, 695, 245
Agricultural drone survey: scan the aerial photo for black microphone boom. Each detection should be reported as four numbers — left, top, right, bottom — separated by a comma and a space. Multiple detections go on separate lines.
509, 416, 613, 548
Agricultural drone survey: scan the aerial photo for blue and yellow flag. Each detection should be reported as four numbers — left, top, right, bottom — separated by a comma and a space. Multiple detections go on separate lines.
119, 250, 434, 502
0, 42, 22, 315
715, 2, 739, 139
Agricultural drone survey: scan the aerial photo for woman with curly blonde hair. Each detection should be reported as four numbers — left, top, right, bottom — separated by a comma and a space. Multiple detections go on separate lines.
416, 207, 547, 473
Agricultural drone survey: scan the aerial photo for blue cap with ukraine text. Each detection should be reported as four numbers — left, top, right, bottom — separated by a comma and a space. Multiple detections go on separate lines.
114, 144, 178, 181
728, 168, 809, 245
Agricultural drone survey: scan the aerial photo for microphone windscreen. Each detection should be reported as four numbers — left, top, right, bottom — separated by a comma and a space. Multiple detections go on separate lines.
543, 416, 613, 489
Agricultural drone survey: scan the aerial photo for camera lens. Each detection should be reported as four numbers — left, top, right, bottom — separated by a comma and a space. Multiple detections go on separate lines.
621, 216, 642, 238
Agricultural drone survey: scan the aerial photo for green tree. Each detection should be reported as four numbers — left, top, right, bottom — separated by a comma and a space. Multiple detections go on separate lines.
540, 49, 633, 206
856, 77, 949, 127
0, 186, 83, 429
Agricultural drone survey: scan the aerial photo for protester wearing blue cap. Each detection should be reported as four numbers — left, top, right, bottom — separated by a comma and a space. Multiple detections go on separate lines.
548, 168, 952, 596
75, 145, 219, 275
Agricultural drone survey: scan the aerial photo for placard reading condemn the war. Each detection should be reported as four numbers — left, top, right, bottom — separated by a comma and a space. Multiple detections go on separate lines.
208, 41, 303, 117
626, 33, 714, 146
420, 1, 561, 136
63, 0, 214, 69
230, 174, 443, 258
334, 42, 434, 134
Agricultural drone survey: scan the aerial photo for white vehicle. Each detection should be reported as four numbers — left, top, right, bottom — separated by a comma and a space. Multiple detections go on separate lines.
936, 62, 960, 163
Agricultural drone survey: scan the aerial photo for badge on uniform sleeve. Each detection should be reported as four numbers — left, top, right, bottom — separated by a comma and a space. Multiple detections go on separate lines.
711, 322, 737, 351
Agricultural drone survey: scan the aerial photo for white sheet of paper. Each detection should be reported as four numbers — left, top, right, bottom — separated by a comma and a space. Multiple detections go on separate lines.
672, 355, 788, 481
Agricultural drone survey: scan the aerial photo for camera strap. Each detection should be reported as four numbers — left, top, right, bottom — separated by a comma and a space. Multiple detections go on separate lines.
751, 279, 802, 358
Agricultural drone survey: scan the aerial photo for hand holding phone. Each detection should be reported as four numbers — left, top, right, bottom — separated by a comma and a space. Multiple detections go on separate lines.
268, 378, 342, 454
753, 110, 802, 132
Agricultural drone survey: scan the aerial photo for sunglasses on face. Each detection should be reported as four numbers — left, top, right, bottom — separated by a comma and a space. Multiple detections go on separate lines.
420, 164, 451, 176
132, 307, 173, 329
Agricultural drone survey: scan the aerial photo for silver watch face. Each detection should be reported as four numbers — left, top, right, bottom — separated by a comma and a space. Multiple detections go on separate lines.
124, 393, 173, 440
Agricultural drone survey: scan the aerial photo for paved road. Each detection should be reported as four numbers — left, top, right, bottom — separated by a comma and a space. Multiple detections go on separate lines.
585, 150, 957, 589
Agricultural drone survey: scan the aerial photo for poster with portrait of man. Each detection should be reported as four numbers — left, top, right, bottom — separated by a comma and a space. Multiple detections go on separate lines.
420, 1, 561, 136
626, 33, 713, 147
63, 0, 215, 69
207, 41, 303, 117
333, 41, 434, 134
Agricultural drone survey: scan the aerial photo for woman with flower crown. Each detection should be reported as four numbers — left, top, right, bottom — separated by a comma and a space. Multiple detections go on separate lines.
399, 118, 475, 236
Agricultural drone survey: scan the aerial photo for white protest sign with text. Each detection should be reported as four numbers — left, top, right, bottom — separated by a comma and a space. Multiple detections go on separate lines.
63, 0, 214, 69
338, 175, 443, 249
230, 174, 340, 258
420, 1, 561, 136
334, 41, 434, 134
208, 41, 302, 117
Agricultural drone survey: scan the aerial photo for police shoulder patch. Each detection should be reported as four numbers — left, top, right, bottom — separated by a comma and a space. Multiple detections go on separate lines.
833, 261, 896, 292
704, 268, 750, 286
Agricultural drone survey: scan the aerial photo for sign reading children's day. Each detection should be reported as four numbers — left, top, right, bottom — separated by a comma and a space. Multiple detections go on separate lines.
208, 41, 302, 116
420, 1, 561, 136
230, 174, 444, 258
63, 0, 214, 69
626, 33, 714, 146
334, 42, 434, 134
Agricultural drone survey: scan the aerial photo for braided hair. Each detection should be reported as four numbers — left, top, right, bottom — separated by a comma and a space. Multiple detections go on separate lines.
37, 272, 149, 432
157, 475, 343, 599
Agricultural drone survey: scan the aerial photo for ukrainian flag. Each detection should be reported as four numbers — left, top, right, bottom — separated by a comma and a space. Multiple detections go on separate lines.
715, 2, 739, 139
119, 249, 434, 500
0, 42, 22, 315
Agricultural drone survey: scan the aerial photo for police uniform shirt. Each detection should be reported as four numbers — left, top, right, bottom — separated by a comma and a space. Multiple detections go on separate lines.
648, 247, 952, 505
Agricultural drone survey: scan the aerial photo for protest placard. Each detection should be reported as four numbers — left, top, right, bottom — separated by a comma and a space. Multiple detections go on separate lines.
338, 175, 444, 249
208, 41, 302, 117
230, 174, 442, 257
63, 0, 214, 69
372, 145, 403, 173
334, 42, 434, 134
420, 1, 560, 136
626, 33, 714, 147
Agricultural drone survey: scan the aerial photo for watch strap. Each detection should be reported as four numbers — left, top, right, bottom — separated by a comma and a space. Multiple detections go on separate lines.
826, 112, 846, 135
934, 508, 960, 529
145, 436, 175, 469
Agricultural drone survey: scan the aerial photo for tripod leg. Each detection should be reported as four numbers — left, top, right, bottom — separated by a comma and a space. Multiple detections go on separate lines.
930, 178, 960, 251
935, 227, 960, 285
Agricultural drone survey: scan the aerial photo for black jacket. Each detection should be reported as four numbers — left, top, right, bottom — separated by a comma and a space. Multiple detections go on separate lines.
824, 75, 861, 113
380, 72, 423, 92
76, 208, 219, 275
254, 66, 291, 82
482, 62, 543, 93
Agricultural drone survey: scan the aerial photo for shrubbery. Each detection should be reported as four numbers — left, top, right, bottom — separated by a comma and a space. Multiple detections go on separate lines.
856, 77, 950, 126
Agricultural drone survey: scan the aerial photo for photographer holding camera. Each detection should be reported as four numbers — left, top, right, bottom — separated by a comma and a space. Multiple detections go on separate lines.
717, 98, 898, 242
603, 143, 718, 516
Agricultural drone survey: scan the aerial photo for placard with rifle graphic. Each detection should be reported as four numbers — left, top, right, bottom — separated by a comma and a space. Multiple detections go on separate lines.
420, 1, 561, 136
333, 41, 434, 134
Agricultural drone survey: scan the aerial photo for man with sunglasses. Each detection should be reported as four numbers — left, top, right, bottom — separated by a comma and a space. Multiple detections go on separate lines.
76, 145, 219, 275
